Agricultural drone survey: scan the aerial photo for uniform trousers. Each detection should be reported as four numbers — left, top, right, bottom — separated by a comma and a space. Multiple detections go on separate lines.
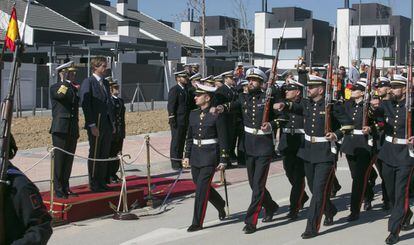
52, 132, 77, 194
345, 149, 372, 213
244, 155, 276, 226
170, 125, 187, 169
107, 136, 123, 180
382, 162, 414, 234
87, 117, 112, 190
191, 165, 225, 226
375, 158, 390, 203
304, 161, 337, 233
283, 151, 308, 213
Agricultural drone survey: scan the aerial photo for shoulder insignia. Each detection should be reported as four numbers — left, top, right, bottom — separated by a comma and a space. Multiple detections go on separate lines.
30, 193, 42, 210
57, 85, 68, 95
191, 108, 200, 111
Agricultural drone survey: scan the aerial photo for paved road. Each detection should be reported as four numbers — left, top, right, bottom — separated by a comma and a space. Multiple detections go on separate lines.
49, 158, 414, 245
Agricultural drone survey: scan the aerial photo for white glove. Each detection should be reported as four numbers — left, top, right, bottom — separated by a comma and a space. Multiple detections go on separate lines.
216, 163, 227, 171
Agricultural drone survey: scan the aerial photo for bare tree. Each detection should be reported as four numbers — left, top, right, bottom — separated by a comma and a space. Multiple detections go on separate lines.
232, 0, 254, 64
184, 0, 206, 76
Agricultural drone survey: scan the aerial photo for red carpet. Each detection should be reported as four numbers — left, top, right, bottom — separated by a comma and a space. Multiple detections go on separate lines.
41, 175, 197, 223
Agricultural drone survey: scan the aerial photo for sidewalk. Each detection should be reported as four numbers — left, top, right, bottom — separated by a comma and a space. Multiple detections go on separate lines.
13, 130, 285, 192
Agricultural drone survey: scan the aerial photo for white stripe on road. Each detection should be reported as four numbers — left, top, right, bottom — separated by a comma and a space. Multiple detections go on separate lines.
120, 228, 208, 245
121, 197, 291, 245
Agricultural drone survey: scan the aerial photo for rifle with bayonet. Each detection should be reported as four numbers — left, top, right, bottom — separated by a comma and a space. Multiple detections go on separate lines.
362, 39, 377, 128
406, 42, 413, 157
262, 21, 286, 125
325, 27, 336, 134
0, 2, 30, 243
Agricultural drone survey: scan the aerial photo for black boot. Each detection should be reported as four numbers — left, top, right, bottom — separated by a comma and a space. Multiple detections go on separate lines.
385, 233, 399, 244
262, 201, 279, 223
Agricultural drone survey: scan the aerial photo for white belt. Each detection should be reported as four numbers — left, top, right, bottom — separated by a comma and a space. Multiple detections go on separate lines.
352, 129, 364, 135
304, 134, 329, 143
385, 136, 406, 145
349, 130, 373, 146
193, 138, 218, 146
305, 134, 337, 154
244, 126, 272, 135
282, 128, 305, 134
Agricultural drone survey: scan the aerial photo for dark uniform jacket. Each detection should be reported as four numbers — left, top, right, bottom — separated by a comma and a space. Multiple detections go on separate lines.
167, 84, 190, 126
215, 84, 237, 105
5, 165, 52, 245
185, 107, 229, 167
374, 99, 414, 166
225, 89, 280, 157
49, 80, 79, 138
112, 96, 126, 139
80, 75, 114, 129
340, 100, 372, 155
277, 98, 304, 154
287, 98, 353, 163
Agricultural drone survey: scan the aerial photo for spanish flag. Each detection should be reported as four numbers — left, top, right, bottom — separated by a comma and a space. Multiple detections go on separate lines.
5, 6, 19, 52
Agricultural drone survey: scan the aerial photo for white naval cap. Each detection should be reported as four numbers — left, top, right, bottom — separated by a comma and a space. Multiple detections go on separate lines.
189, 73, 202, 81
174, 70, 189, 77
390, 74, 407, 86
307, 75, 327, 86
221, 70, 235, 78
56, 61, 75, 72
245, 68, 267, 81
195, 82, 217, 94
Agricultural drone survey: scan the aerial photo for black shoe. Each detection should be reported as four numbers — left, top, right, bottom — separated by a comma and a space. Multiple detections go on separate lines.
382, 202, 391, 211
331, 185, 342, 198
347, 212, 360, 222
110, 176, 121, 184
262, 202, 279, 223
401, 211, 413, 231
301, 231, 318, 239
55, 191, 68, 199
324, 209, 337, 226
187, 224, 203, 232
100, 184, 111, 191
218, 207, 226, 220
364, 201, 373, 211
385, 233, 399, 244
66, 190, 79, 197
243, 224, 256, 234
300, 195, 309, 209
286, 210, 298, 221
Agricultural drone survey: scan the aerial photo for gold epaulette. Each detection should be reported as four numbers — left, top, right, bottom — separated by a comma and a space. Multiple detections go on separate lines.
57, 85, 68, 95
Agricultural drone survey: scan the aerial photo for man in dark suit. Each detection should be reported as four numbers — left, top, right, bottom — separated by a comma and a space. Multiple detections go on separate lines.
49, 61, 80, 199
372, 75, 414, 244
168, 70, 191, 170
80, 57, 114, 192
340, 80, 375, 221
274, 75, 354, 239
182, 83, 228, 232
214, 68, 282, 234
107, 78, 125, 183
277, 81, 309, 220
214, 70, 239, 166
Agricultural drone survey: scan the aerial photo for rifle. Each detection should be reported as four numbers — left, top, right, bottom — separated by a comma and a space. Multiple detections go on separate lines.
362, 38, 377, 128
0, 2, 30, 243
262, 21, 286, 125
325, 27, 336, 134
406, 42, 413, 157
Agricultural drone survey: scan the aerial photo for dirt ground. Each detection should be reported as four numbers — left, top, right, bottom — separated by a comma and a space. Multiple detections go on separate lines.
12, 109, 169, 150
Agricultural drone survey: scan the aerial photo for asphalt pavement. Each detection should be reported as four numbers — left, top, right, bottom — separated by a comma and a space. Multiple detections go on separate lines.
48, 157, 414, 245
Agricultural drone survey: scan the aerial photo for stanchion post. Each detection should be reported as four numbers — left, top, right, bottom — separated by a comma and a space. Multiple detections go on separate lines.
49, 149, 55, 216
145, 135, 153, 207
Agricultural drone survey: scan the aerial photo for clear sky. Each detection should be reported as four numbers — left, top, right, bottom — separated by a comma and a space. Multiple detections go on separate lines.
110, 0, 411, 30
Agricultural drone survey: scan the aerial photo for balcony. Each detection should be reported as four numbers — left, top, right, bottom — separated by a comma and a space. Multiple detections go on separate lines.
272, 49, 304, 60
360, 47, 391, 59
